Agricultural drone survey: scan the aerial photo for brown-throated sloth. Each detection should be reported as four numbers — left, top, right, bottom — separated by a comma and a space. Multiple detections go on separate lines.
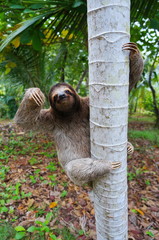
14, 43, 143, 186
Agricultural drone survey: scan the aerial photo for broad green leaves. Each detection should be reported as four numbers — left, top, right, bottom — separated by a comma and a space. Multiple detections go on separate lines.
1, 0, 158, 54
10, 5, 25, 9
0, 12, 53, 52
15, 226, 26, 232
150, 13, 159, 30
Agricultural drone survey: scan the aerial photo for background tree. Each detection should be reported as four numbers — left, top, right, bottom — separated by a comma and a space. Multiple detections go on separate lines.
130, 18, 159, 127
0, 0, 158, 96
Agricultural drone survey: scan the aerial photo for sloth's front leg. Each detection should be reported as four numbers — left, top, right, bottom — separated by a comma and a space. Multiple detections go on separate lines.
122, 42, 144, 92
65, 158, 121, 186
14, 88, 45, 131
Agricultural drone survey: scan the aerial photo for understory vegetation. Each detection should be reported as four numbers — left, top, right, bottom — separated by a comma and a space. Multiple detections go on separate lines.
0, 0, 158, 239
0, 115, 159, 240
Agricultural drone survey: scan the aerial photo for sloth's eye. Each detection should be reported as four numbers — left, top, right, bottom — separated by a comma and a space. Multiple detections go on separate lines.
65, 90, 71, 94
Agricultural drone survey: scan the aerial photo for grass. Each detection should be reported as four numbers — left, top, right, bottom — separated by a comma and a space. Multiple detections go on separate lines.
0, 217, 77, 240
129, 114, 156, 123
129, 129, 159, 146
0, 131, 86, 240
128, 114, 159, 146
0, 222, 15, 240
0, 115, 158, 239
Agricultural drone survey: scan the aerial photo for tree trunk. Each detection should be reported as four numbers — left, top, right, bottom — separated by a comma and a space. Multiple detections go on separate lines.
148, 50, 159, 128
148, 71, 159, 128
87, 0, 130, 239
60, 44, 68, 82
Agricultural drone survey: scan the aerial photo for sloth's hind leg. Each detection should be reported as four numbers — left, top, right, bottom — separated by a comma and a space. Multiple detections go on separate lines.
65, 158, 121, 186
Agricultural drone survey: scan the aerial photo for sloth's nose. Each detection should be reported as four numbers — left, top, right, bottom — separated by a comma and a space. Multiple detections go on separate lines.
58, 93, 66, 100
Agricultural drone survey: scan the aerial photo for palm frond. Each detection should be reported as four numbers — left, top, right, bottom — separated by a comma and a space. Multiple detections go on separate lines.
0, 11, 54, 52
0, 0, 158, 52
131, 0, 158, 20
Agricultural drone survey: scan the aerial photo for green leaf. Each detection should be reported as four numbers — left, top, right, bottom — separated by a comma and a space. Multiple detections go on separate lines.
0, 206, 8, 213
10, 5, 25, 9
49, 234, 60, 240
146, 231, 155, 237
131, 209, 138, 214
0, 199, 5, 205
23, 9, 35, 14
46, 212, 53, 220
15, 226, 26, 232
20, 30, 33, 44
0, 12, 53, 52
150, 19, 159, 30
15, 182, 21, 195
41, 226, 50, 232
78, 229, 85, 235
27, 226, 37, 232
60, 190, 68, 198
15, 232, 26, 240
32, 31, 42, 51
35, 220, 43, 225
30, 4, 44, 9
73, 1, 84, 8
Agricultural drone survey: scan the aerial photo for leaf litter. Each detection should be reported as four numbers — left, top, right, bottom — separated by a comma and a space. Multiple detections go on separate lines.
0, 120, 159, 240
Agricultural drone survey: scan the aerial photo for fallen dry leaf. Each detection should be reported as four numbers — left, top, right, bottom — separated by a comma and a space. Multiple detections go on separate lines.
49, 202, 58, 208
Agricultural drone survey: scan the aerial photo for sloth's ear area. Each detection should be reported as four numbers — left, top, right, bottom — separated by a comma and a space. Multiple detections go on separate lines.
52, 94, 58, 103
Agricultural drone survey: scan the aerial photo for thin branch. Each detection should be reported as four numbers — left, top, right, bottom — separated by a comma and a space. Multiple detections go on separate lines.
148, 43, 159, 127
76, 68, 88, 91
60, 48, 68, 82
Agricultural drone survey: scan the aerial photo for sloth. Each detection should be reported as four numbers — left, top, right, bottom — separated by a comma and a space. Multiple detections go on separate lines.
14, 43, 143, 186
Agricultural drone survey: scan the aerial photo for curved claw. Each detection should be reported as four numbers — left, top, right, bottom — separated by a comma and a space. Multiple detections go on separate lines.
122, 42, 139, 53
31, 91, 44, 106
123, 42, 137, 47
112, 162, 121, 169
127, 142, 134, 155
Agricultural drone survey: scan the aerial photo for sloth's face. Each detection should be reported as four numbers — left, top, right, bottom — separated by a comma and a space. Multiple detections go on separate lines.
51, 85, 75, 112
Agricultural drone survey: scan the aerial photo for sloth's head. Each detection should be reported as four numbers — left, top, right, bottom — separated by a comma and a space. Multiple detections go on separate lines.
49, 83, 80, 115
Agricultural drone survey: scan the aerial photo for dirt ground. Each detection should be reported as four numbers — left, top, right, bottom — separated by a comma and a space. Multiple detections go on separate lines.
0, 120, 159, 240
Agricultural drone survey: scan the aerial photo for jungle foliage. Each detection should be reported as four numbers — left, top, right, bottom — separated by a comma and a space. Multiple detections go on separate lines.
0, 0, 158, 125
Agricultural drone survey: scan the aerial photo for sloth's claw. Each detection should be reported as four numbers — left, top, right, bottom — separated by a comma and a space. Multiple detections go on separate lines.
123, 42, 137, 47
31, 91, 44, 106
31, 94, 41, 106
127, 142, 134, 155
35, 92, 44, 105
111, 162, 121, 169
122, 42, 139, 53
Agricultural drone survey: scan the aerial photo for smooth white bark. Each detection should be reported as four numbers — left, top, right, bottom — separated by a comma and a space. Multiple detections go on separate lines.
87, 0, 130, 239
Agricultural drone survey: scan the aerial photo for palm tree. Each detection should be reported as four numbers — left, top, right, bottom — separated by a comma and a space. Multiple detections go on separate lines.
0, 0, 158, 51
87, 0, 130, 238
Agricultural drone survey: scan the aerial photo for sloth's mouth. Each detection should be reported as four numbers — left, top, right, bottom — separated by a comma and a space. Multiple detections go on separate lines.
57, 96, 68, 104
58, 94, 67, 100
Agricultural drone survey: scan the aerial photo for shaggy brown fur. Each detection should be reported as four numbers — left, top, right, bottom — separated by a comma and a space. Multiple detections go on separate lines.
14, 83, 121, 185
122, 42, 143, 92
14, 43, 143, 186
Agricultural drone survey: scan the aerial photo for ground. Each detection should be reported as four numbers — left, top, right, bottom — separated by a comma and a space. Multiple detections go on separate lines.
0, 116, 159, 240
